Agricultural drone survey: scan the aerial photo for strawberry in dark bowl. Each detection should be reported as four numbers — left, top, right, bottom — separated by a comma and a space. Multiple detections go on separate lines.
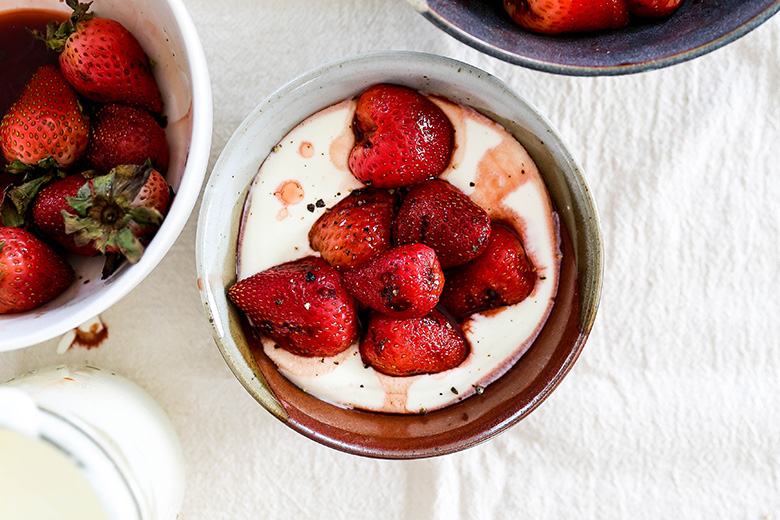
408, 0, 779, 75
0, 0, 211, 350
197, 52, 603, 458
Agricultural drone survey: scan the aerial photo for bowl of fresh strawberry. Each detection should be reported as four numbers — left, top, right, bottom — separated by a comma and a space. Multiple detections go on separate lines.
197, 51, 603, 458
407, 0, 779, 75
0, 0, 212, 350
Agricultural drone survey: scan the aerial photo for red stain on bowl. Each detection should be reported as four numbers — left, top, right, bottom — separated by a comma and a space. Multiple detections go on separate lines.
299, 141, 314, 159
275, 180, 305, 205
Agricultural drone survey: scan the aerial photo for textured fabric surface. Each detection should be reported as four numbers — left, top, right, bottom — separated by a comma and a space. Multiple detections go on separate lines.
2, 1, 780, 518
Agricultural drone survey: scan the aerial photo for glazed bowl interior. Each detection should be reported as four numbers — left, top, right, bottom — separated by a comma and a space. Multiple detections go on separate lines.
407, 0, 780, 75
196, 51, 603, 458
0, 0, 212, 351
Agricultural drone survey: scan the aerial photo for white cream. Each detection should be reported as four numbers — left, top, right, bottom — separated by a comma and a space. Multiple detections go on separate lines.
237, 95, 560, 413
0, 366, 185, 519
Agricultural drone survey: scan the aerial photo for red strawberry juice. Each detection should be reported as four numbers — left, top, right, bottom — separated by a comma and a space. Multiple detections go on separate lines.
236, 92, 564, 414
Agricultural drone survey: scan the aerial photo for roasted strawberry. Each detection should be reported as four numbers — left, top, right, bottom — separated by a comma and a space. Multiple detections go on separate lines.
348, 84, 454, 188
228, 256, 359, 357
33, 164, 171, 262
309, 187, 395, 270
36, 1, 163, 113
440, 223, 535, 320
503, 0, 630, 35
360, 309, 469, 377
0, 64, 89, 168
87, 104, 169, 173
343, 244, 444, 319
0, 227, 74, 314
626, 0, 683, 18
394, 179, 491, 269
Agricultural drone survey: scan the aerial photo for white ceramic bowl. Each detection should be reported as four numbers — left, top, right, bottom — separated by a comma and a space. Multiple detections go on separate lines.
0, 0, 212, 351
197, 52, 603, 458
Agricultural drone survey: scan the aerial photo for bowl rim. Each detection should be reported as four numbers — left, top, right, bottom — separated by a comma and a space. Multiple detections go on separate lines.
407, 0, 780, 76
196, 50, 604, 458
0, 0, 213, 352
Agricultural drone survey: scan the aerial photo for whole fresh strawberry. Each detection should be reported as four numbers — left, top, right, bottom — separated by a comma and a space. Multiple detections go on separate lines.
0, 64, 89, 168
227, 256, 359, 357
394, 179, 491, 269
36, 1, 163, 113
360, 309, 469, 377
32, 173, 99, 256
309, 187, 396, 270
626, 0, 683, 17
33, 164, 171, 262
440, 223, 535, 320
348, 84, 454, 188
87, 104, 169, 173
342, 244, 444, 319
0, 227, 75, 314
503, 0, 630, 35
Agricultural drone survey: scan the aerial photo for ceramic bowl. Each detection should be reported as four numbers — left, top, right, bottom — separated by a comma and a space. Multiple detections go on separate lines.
0, 0, 212, 351
407, 0, 780, 75
196, 51, 603, 458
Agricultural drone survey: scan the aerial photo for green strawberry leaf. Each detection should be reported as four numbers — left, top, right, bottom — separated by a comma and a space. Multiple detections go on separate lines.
127, 206, 163, 227
4, 161, 33, 175
7, 175, 51, 215
0, 202, 23, 228
115, 228, 144, 264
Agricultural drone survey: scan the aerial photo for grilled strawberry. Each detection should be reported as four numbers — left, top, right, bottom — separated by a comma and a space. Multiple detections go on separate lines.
360, 309, 469, 376
348, 84, 454, 188
0, 64, 89, 168
36, 1, 163, 113
503, 0, 630, 35
87, 104, 169, 173
343, 244, 444, 319
227, 256, 359, 357
32, 164, 171, 262
308, 187, 396, 270
394, 179, 491, 269
440, 223, 535, 320
0, 227, 74, 314
626, 0, 683, 17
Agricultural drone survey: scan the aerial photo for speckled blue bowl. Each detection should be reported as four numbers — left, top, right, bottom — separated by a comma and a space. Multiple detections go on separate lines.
407, 0, 780, 75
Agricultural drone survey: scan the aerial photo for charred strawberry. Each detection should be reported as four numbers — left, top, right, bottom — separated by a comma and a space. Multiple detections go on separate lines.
36, 0, 163, 113
227, 256, 359, 357
503, 0, 629, 35
32, 164, 171, 262
394, 179, 491, 269
87, 104, 169, 173
360, 309, 469, 377
348, 84, 454, 188
308, 187, 396, 270
441, 223, 535, 320
0, 64, 89, 168
0, 227, 74, 314
343, 244, 444, 319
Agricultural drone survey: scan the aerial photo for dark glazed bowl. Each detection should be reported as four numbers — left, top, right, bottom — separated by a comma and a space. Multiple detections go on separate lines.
407, 0, 780, 75
196, 52, 603, 459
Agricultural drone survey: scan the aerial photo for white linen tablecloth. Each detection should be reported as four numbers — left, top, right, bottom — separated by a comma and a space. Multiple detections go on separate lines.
2, 1, 780, 518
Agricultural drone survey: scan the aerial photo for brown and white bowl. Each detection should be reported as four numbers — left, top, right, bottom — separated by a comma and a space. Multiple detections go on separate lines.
196, 51, 602, 459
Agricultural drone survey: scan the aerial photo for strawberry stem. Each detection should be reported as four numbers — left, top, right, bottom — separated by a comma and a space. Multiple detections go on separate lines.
63, 164, 163, 264
28, 0, 93, 53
